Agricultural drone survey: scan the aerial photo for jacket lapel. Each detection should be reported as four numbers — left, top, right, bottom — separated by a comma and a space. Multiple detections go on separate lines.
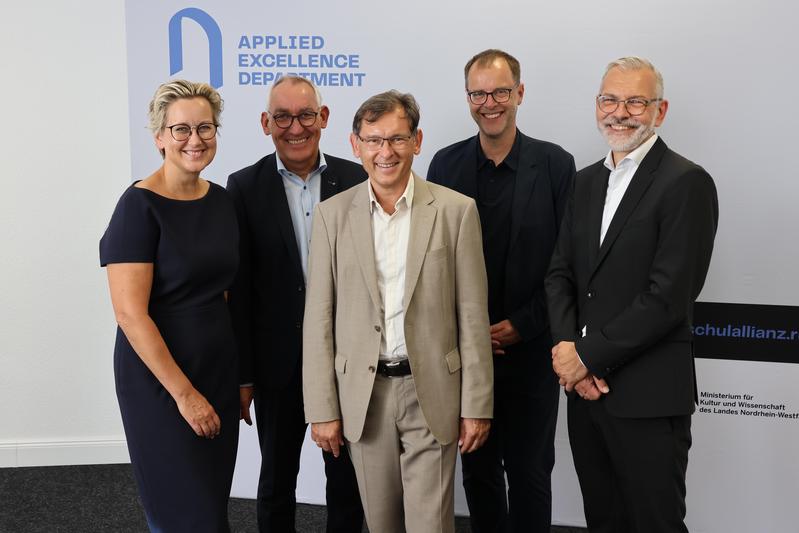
403, 175, 437, 309
593, 138, 667, 274
509, 137, 538, 248
586, 165, 609, 275
347, 184, 382, 313
263, 159, 304, 279
320, 159, 340, 201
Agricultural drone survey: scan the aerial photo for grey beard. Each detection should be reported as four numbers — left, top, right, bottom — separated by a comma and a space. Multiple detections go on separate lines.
598, 119, 656, 153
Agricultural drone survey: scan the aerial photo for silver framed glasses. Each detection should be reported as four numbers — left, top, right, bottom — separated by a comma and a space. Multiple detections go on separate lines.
356, 134, 415, 151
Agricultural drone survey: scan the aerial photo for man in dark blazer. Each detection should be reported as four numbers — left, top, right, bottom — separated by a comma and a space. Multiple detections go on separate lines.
427, 49, 575, 533
546, 57, 718, 533
227, 76, 365, 533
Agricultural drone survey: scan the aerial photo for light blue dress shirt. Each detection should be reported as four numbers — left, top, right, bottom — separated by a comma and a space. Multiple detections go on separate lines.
276, 152, 327, 282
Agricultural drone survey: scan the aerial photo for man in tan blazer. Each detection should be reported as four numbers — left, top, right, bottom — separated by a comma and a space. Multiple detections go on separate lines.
303, 90, 494, 533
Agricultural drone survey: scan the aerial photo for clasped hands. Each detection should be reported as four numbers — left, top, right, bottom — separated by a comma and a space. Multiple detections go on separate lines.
551, 341, 610, 401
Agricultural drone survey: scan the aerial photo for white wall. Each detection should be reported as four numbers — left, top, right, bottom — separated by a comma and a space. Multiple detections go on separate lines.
0, 1, 131, 465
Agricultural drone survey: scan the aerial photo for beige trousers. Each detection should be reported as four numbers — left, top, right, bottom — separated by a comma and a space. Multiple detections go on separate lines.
347, 374, 457, 533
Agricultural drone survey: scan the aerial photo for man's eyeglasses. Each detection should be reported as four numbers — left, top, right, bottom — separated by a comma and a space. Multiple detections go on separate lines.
166, 123, 218, 141
269, 111, 320, 129
466, 85, 518, 105
596, 95, 662, 116
356, 134, 415, 151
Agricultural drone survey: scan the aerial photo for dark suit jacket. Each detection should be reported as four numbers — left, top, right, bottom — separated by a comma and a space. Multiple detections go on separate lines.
546, 137, 718, 418
227, 152, 367, 390
427, 131, 575, 380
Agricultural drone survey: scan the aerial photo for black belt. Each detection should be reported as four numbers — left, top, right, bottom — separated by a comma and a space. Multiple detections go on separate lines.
377, 359, 411, 377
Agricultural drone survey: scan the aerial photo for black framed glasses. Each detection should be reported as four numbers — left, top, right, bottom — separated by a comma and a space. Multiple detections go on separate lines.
596, 95, 662, 116
166, 123, 218, 141
269, 110, 320, 129
466, 85, 518, 105
356, 134, 415, 151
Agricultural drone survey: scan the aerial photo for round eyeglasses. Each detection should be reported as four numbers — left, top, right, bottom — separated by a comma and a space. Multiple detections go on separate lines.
268, 111, 320, 129
596, 95, 662, 116
466, 85, 518, 105
166, 123, 218, 141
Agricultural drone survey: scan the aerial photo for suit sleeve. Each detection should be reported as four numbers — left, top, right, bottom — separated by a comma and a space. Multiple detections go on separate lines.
226, 175, 256, 385
302, 204, 341, 423
577, 168, 718, 378
426, 152, 442, 184
456, 200, 494, 419
509, 150, 576, 341
545, 184, 581, 343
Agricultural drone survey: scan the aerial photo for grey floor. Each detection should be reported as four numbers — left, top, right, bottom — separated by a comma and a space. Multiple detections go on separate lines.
0, 464, 586, 532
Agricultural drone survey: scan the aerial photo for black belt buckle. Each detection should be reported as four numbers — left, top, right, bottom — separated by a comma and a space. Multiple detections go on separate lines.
377, 359, 411, 377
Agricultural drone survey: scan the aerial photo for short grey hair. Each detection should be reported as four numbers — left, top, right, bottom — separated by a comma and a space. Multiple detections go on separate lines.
265, 75, 323, 112
352, 90, 420, 135
601, 56, 664, 99
148, 79, 223, 134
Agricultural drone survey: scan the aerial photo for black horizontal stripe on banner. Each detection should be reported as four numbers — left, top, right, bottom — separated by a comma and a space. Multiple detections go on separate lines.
692, 302, 799, 364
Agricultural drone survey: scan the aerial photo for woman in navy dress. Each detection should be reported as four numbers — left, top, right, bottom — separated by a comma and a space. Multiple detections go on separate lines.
100, 80, 239, 532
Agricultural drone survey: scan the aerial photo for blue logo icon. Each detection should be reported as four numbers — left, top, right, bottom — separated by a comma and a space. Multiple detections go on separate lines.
168, 8, 223, 88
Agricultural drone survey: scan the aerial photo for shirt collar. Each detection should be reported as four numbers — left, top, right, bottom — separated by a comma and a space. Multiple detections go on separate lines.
477, 129, 521, 171
368, 174, 415, 214
276, 150, 328, 178
603, 133, 659, 171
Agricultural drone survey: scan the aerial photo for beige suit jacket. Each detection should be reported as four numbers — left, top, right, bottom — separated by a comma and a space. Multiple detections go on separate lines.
303, 175, 493, 444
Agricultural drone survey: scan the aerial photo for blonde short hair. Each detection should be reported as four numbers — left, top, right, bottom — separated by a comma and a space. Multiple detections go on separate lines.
147, 79, 223, 133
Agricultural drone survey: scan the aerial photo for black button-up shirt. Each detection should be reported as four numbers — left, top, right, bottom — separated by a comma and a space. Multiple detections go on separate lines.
475, 131, 520, 324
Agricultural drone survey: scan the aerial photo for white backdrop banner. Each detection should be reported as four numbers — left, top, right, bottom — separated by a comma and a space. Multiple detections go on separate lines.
125, 1, 799, 530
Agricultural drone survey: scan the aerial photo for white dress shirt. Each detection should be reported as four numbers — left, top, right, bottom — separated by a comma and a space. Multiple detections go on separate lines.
277, 152, 327, 282
600, 133, 659, 245
368, 176, 414, 361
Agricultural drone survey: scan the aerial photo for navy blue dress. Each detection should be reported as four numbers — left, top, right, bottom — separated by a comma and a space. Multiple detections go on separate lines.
100, 182, 239, 532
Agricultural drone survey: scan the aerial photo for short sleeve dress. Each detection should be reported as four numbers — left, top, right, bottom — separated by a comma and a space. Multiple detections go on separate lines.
100, 182, 239, 532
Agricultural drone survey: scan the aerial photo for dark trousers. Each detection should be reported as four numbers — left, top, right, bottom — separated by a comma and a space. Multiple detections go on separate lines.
462, 362, 559, 533
254, 371, 363, 533
568, 395, 691, 533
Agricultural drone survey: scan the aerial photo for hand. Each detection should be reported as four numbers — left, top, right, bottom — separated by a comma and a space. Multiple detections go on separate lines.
239, 385, 254, 426
459, 418, 491, 454
311, 420, 344, 458
574, 375, 610, 401
490, 320, 521, 355
175, 388, 221, 439
551, 341, 588, 391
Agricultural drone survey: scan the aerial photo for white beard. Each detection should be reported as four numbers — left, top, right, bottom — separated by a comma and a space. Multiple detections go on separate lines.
598, 116, 656, 154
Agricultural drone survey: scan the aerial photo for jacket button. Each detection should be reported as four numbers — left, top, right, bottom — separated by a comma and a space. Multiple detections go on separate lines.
298, 285, 304, 292
587, 291, 594, 299
374, 325, 381, 332
368, 366, 376, 373
295, 321, 302, 329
